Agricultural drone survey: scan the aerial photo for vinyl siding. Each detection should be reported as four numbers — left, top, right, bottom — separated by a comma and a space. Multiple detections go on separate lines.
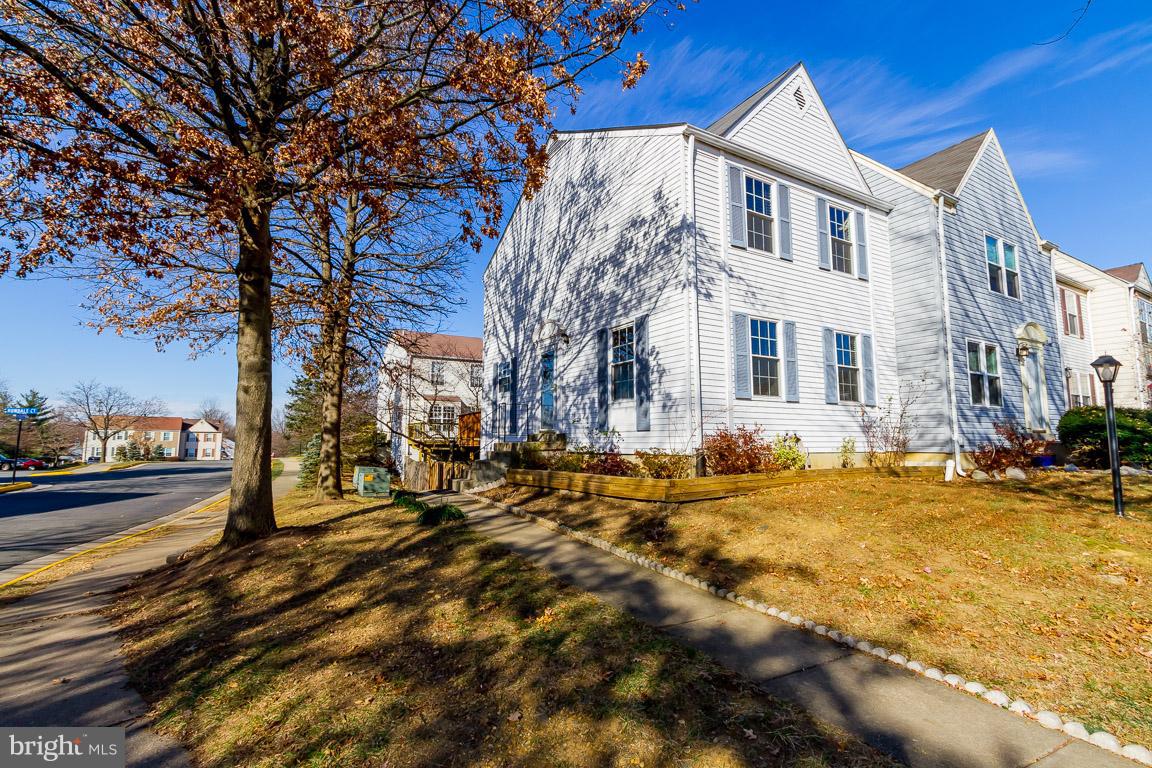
483, 130, 692, 453
693, 141, 899, 455
945, 138, 1065, 448
724, 72, 869, 194
1054, 252, 1150, 408
1054, 281, 1097, 408
857, 162, 952, 453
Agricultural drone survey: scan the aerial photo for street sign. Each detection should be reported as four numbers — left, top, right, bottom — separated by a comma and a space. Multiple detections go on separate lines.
4, 406, 39, 421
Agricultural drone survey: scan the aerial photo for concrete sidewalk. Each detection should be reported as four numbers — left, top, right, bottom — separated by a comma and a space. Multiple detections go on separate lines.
444, 491, 1132, 768
0, 460, 300, 768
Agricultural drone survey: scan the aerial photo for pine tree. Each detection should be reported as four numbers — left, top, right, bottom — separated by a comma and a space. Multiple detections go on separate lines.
295, 434, 322, 490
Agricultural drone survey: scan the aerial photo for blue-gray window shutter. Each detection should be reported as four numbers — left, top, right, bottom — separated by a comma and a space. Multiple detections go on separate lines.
855, 210, 869, 281
635, 314, 650, 432
491, 367, 500, 434
596, 328, 609, 430
862, 333, 876, 406
733, 312, 751, 400
817, 197, 831, 271
508, 356, 519, 435
778, 184, 792, 261
822, 327, 838, 404
728, 164, 746, 248
783, 320, 799, 402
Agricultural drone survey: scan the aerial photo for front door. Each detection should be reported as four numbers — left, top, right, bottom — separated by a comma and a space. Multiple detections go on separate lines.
1023, 350, 1046, 431
540, 351, 555, 431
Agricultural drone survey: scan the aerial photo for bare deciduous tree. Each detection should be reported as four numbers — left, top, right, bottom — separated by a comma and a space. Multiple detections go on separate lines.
62, 381, 164, 463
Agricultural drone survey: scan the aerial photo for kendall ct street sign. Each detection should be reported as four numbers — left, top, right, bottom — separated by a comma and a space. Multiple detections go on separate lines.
4, 406, 39, 420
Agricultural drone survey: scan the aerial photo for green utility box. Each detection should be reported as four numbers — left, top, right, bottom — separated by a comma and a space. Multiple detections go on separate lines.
353, 466, 391, 497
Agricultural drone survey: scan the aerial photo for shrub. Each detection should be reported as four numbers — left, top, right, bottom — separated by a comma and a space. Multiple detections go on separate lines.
544, 450, 588, 473
581, 449, 639, 477
635, 449, 693, 479
970, 420, 1047, 472
839, 437, 857, 468
1058, 406, 1152, 467
702, 426, 770, 475
765, 433, 806, 472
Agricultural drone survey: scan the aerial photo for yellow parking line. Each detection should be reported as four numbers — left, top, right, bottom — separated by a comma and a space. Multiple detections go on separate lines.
0, 494, 231, 589
28, 469, 75, 477
0, 482, 34, 494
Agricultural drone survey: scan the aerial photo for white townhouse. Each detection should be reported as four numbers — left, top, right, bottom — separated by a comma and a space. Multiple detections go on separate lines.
1049, 250, 1152, 409
378, 331, 484, 470
854, 130, 1066, 465
483, 63, 900, 467
81, 416, 225, 461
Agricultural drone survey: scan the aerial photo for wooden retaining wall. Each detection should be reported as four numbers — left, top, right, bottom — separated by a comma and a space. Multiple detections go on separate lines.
505, 466, 943, 503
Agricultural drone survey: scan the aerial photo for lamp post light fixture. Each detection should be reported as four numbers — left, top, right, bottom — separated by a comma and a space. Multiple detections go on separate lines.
1090, 354, 1124, 517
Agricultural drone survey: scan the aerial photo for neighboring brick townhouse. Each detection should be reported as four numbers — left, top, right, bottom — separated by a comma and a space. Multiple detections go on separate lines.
82, 417, 227, 462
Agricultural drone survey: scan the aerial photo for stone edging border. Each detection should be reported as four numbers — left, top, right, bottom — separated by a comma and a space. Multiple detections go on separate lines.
460, 486, 1152, 766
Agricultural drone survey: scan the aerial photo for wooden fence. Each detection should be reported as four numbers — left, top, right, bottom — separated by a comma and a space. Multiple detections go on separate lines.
404, 458, 470, 492
505, 466, 942, 503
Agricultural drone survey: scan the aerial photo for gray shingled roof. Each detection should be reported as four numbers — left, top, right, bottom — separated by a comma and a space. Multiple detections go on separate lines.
897, 131, 991, 193
708, 62, 803, 135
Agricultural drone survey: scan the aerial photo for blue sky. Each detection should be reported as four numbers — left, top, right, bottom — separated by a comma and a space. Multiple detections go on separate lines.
1, 0, 1149, 415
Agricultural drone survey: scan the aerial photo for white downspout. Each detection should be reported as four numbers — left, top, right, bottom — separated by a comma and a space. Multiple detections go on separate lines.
936, 192, 966, 477
682, 133, 702, 452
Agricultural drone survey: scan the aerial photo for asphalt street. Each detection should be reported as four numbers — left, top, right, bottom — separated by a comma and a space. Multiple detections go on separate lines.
0, 462, 232, 570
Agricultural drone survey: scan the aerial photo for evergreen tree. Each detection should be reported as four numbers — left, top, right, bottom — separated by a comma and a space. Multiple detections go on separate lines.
126, 442, 143, 461
282, 377, 324, 456
151, 445, 166, 460
295, 434, 322, 490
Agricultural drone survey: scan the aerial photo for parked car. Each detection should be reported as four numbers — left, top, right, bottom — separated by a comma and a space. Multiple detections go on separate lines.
16, 458, 46, 470
0, 453, 11, 471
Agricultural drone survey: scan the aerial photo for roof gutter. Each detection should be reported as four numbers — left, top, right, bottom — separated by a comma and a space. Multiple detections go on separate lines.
684, 125, 894, 213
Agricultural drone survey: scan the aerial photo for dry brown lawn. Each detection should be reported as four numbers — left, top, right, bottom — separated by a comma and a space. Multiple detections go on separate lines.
483, 474, 1152, 746
110, 490, 895, 768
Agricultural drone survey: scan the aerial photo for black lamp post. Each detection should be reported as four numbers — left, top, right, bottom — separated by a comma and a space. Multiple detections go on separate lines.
1090, 354, 1124, 517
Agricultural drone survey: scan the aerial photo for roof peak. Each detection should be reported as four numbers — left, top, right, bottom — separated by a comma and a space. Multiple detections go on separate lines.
896, 130, 993, 194
707, 62, 805, 135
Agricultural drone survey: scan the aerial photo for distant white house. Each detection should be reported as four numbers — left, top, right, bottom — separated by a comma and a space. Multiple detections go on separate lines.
378, 332, 483, 471
483, 63, 900, 467
1050, 250, 1152, 410
82, 417, 225, 461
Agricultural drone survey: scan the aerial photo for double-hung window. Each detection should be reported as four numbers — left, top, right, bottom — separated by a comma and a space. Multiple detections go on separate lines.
1060, 288, 1082, 337
968, 341, 1002, 406
749, 318, 780, 396
1139, 299, 1152, 344
835, 332, 860, 402
829, 205, 853, 274
469, 363, 483, 388
496, 361, 511, 394
610, 324, 635, 401
985, 235, 1021, 299
430, 360, 445, 385
1067, 371, 1096, 408
744, 175, 774, 253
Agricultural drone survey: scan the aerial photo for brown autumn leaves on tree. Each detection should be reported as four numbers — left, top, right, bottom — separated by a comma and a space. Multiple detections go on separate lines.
1, 0, 680, 545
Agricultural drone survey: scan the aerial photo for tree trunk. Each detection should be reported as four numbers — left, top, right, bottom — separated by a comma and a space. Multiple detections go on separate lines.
221, 203, 276, 547
315, 336, 346, 500
100, 436, 109, 463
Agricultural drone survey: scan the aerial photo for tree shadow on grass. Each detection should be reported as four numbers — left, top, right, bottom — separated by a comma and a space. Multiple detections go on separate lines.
108, 501, 900, 768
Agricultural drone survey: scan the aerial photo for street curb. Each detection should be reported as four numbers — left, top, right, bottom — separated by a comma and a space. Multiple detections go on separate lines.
0, 482, 34, 494
0, 490, 231, 588
461, 489, 1152, 766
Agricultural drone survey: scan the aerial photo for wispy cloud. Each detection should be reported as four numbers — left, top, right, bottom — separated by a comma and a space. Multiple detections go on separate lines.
556, 38, 789, 130
816, 19, 1152, 173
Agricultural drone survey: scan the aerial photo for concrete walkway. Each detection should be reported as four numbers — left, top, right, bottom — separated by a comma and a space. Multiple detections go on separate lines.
0, 460, 300, 768
444, 491, 1132, 768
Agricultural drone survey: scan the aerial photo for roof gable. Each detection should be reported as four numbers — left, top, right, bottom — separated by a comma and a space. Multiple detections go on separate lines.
898, 131, 990, 194
1105, 263, 1150, 287
709, 63, 870, 193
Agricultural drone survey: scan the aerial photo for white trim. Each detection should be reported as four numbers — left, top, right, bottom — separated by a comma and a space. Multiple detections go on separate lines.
850, 150, 937, 198
608, 321, 636, 403
730, 166, 780, 257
